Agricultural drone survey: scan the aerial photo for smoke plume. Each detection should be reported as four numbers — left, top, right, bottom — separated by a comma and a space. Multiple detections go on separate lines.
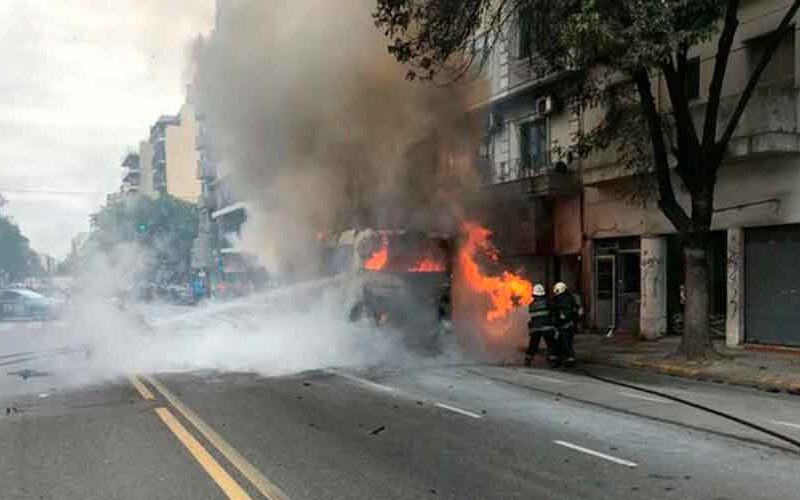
192, 0, 483, 277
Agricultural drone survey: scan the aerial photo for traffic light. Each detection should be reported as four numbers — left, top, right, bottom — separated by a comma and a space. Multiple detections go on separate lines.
137, 223, 149, 233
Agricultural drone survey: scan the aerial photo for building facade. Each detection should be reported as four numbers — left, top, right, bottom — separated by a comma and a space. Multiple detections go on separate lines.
471, 9, 584, 306
120, 151, 141, 195
138, 140, 155, 197
144, 100, 202, 203
477, 1, 800, 348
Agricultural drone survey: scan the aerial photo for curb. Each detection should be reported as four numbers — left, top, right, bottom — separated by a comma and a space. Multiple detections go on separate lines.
583, 357, 800, 396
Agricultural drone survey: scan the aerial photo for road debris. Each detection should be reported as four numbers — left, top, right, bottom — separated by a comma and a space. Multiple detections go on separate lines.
7, 369, 50, 380
369, 425, 386, 435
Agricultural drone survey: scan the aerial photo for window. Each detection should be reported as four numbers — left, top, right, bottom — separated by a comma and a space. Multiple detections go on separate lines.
685, 57, 700, 101
747, 28, 796, 85
517, 5, 550, 60
497, 161, 509, 182
520, 120, 548, 173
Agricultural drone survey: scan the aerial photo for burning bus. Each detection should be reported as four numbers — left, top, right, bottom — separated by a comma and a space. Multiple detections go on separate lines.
318, 221, 535, 354
320, 228, 453, 351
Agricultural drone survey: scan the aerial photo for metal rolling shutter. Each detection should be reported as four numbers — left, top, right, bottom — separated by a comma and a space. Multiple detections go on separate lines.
745, 225, 800, 346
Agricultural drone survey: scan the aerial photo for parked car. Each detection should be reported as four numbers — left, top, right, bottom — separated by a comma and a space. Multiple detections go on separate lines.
0, 288, 65, 320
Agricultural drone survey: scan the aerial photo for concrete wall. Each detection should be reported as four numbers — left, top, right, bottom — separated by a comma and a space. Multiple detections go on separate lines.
678, 0, 799, 103
554, 196, 582, 255
585, 154, 800, 239
165, 102, 201, 203
138, 140, 155, 198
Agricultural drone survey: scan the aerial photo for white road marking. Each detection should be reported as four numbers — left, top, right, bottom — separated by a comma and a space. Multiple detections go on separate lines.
327, 370, 396, 393
27, 321, 43, 329
768, 420, 800, 431
618, 391, 672, 404
435, 402, 483, 419
554, 440, 638, 468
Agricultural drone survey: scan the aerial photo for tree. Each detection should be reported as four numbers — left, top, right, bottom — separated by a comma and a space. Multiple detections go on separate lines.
375, 0, 800, 360
89, 194, 199, 284
0, 211, 36, 283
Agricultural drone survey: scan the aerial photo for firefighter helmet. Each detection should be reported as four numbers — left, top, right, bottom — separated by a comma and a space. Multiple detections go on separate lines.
533, 284, 546, 297
553, 282, 568, 296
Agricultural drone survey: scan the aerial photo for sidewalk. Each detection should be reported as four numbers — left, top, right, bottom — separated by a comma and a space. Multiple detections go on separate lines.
577, 333, 800, 396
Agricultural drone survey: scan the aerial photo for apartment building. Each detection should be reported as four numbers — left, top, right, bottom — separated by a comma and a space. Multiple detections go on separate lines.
193, 105, 267, 295
470, 7, 584, 307
146, 101, 202, 203
476, 1, 800, 348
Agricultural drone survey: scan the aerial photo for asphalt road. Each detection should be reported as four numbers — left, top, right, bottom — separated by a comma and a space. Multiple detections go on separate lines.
1, 321, 799, 499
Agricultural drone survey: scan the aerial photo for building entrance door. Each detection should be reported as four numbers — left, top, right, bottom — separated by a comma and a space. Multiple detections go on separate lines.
593, 238, 641, 334
594, 255, 615, 332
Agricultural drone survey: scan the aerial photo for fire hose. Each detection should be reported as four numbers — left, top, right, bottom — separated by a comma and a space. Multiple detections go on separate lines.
574, 366, 800, 453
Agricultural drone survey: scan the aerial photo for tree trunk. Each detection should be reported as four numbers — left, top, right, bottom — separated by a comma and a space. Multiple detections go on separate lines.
680, 235, 715, 360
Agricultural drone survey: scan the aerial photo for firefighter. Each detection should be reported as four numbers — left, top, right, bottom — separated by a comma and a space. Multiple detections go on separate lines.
526, 284, 558, 367
552, 282, 580, 366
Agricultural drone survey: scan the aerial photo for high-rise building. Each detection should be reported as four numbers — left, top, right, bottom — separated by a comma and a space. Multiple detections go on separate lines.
147, 99, 201, 203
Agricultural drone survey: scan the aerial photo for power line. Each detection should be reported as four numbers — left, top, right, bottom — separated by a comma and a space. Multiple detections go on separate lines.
0, 187, 108, 196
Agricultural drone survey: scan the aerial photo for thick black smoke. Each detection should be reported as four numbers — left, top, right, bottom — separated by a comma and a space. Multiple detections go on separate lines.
192, 0, 484, 277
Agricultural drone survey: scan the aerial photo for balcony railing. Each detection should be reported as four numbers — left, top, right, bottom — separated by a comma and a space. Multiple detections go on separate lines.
489, 155, 552, 184
153, 171, 166, 189
480, 154, 579, 198
122, 170, 141, 184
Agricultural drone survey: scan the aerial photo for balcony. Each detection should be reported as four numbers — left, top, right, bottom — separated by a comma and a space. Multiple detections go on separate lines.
121, 151, 139, 169
195, 126, 215, 152
197, 158, 218, 180
481, 155, 580, 199
584, 81, 800, 185
705, 81, 800, 159
153, 171, 166, 190
152, 144, 166, 166
122, 170, 141, 185
121, 183, 140, 195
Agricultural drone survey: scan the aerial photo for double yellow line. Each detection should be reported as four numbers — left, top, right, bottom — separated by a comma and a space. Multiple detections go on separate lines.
128, 374, 289, 500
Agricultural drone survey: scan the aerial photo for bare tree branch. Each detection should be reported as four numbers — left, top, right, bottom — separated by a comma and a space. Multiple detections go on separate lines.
660, 49, 700, 189
633, 69, 692, 232
703, 0, 740, 149
717, 0, 800, 157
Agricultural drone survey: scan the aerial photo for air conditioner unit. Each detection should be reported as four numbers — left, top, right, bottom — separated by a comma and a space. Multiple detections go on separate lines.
536, 95, 554, 116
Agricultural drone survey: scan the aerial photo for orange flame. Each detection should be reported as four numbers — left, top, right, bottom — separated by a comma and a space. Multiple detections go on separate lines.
409, 256, 446, 273
458, 221, 534, 321
364, 234, 389, 271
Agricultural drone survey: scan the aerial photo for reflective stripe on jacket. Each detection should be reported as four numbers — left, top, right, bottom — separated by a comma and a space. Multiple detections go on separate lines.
528, 298, 555, 332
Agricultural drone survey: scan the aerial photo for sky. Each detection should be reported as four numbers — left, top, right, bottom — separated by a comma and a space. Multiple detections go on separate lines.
0, 0, 215, 259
